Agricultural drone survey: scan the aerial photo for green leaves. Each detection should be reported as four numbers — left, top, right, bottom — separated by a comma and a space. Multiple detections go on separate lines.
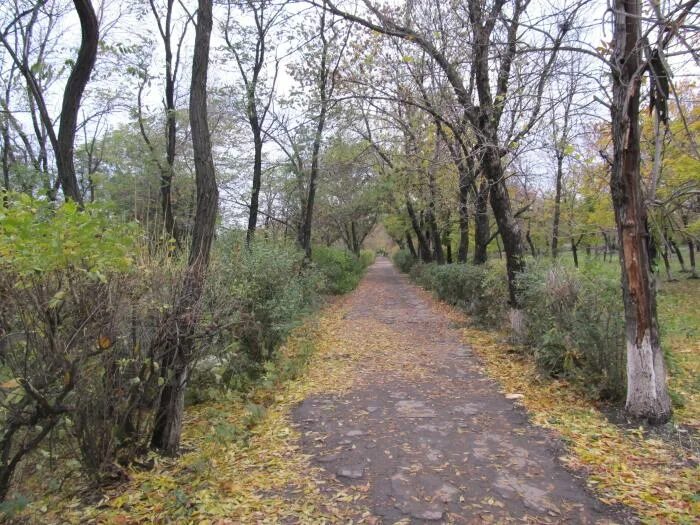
0, 495, 29, 521
47, 290, 67, 310
0, 193, 139, 279
312, 247, 366, 294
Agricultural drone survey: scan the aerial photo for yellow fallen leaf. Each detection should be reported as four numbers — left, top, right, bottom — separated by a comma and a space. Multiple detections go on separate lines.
0, 378, 20, 390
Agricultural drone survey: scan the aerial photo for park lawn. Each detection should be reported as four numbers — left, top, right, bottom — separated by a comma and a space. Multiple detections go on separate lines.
658, 277, 700, 430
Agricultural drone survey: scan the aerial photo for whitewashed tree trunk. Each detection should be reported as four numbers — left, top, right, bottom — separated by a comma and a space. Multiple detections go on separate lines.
610, 0, 671, 423
625, 330, 670, 421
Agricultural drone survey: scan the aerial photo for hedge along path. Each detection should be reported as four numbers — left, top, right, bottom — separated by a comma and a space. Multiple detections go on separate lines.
29, 300, 370, 523
292, 258, 628, 524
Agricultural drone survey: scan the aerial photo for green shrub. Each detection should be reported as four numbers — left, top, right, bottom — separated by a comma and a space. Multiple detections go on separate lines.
359, 249, 376, 268
409, 262, 437, 289
428, 264, 486, 311
194, 235, 324, 399
229, 239, 322, 356
0, 194, 137, 277
192, 241, 366, 400
407, 257, 624, 399
517, 260, 625, 399
408, 261, 508, 327
312, 246, 365, 294
0, 195, 171, 489
393, 249, 416, 273
477, 261, 510, 327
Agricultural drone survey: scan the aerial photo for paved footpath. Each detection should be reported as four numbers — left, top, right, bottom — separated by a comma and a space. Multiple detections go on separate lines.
293, 258, 630, 524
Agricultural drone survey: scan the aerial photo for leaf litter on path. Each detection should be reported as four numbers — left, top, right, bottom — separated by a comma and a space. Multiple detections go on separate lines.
458, 323, 699, 523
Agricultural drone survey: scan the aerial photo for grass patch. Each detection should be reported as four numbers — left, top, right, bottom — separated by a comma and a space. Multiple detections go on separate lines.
658, 278, 700, 429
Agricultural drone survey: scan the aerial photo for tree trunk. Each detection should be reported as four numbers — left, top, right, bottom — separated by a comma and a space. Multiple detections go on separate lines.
684, 216, 698, 278
468, 0, 526, 308
444, 223, 453, 264
610, 0, 670, 423
688, 237, 698, 278
148, 0, 181, 245
571, 236, 579, 268
526, 222, 536, 258
457, 170, 470, 262
485, 155, 525, 306
298, 5, 330, 259
661, 242, 674, 281
151, 351, 188, 454
350, 221, 360, 255
551, 153, 563, 258
151, 0, 217, 453
299, 116, 322, 258
473, 180, 489, 264
162, 0, 179, 246
298, 108, 323, 257
426, 156, 444, 264
246, 129, 263, 245
1, 121, 10, 199
1, 1, 96, 203
27, 94, 51, 196
657, 231, 678, 280
0, 464, 11, 502
406, 198, 432, 262
427, 210, 444, 264
1, 73, 11, 200
405, 232, 417, 258
55, 0, 98, 204
602, 231, 610, 262
670, 239, 686, 272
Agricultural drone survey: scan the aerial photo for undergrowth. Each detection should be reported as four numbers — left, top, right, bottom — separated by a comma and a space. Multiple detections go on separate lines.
10, 303, 370, 524
399, 257, 699, 406
0, 196, 373, 517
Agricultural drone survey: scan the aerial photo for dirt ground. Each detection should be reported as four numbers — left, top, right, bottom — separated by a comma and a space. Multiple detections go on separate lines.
293, 258, 631, 524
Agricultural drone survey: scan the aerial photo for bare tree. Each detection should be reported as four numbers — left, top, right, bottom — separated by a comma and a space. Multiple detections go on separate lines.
1, 0, 99, 204
1, 61, 16, 198
224, 0, 282, 245
297, 1, 349, 258
550, 64, 581, 258
142, 0, 191, 244
151, 0, 218, 453
609, 0, 671, 422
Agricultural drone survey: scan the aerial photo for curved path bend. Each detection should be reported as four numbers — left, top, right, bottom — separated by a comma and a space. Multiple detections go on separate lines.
293, 258, 627, 524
